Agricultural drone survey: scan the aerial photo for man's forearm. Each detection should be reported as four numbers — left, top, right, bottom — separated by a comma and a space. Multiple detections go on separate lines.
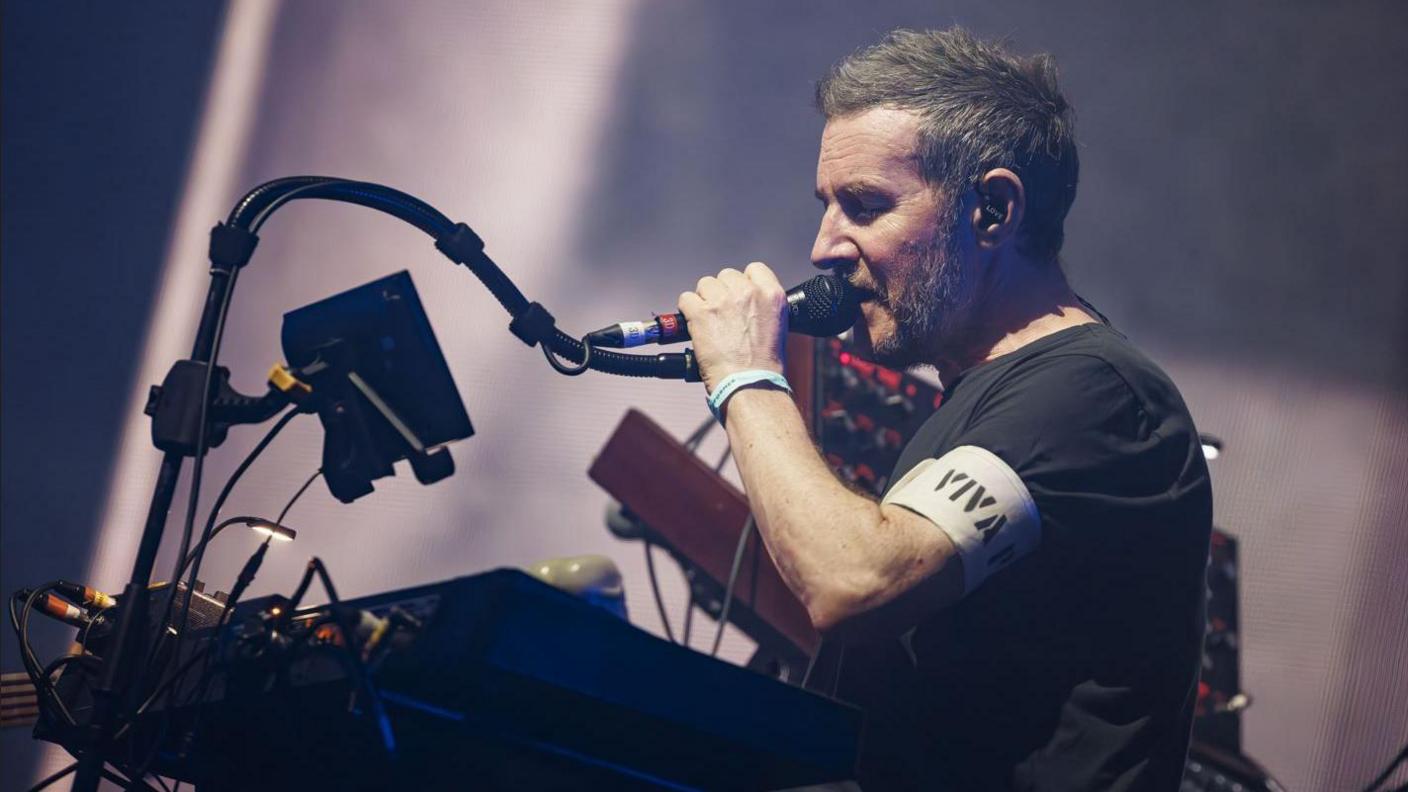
720, 385, 893, 626
678, 262, 961, 637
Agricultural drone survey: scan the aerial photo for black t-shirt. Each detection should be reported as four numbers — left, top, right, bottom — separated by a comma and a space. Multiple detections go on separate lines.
838, 323, 1212, 792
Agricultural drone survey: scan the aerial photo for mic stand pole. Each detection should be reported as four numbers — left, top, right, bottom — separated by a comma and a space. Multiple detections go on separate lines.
72, 225, 257, 792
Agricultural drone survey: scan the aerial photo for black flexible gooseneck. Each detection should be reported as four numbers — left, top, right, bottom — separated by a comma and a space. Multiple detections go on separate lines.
231, 177, 702, 380
71, 176, 702, 792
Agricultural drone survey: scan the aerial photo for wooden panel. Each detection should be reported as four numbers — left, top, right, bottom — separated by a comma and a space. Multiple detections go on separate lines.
589, 409, 819, 654
1, 672, 39, 729
784, 334, 818, 432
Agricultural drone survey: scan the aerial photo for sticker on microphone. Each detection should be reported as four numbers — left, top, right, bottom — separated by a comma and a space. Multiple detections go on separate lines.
882, 445, 1040, 596
617, 321, 655, 347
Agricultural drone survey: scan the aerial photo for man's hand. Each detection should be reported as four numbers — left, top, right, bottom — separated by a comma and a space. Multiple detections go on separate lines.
675, 262, 963, 643
677, 262, 789, 393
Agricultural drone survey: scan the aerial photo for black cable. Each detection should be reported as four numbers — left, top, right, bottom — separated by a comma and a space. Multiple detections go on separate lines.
680, 590, 695, 649
9, 591, 44, 686
248, 180, 452, 237
226, 176, 335, 227
172, 407, 300, 586
277, 469, 322, 525
542, 334, 594, 376
713, 444, 732, 474
233, 177, 704, 383
287, 557, 341, 612
159, 551, 334, 784
176, 516, 266, 580
143, 464, 315, 784
101, 764, 161, 792
238, 177, 700, 381
114, 648, 212, 741
1073, 291, 1115, 328
31, 761, 153, 792
177, 466, 317, 588
208, 468, 321, 638
27, 761, 76, 792
121, 708, 170, 792
1363, 740, 1408, 792
78, 608, 101, 652
150, 405, 300, 731
170, 266, 240, 584
541, 328, 694, 379
301, 641, 397, 755
151, 265, 243, 691
642, 540, 675, 644
683, 414, 716, 452
710, 515, 756, 658
9, 593, 51, 712
180, 544, 272, 711
800, 646, 822, 689
43, 653, 99, 682
12, 585, 77, 726
283, 559, 396, 755
110, 645, 205, 744
671, 418, 732, 652
130, 522, 269, 781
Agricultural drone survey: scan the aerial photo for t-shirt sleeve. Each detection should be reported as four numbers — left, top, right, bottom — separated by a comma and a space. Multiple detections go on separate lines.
894, 353, 1176, 597
883, 445, 1041, 596
964, 351, 1205, 553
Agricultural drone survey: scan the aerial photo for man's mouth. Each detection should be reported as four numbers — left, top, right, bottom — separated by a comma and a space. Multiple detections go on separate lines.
837, 270, 879, 304
851, 283, 882, 307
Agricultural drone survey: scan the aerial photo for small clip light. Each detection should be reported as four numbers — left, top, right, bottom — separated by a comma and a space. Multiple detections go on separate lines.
1198, 433, 1223, 461
248, 519, 297, 542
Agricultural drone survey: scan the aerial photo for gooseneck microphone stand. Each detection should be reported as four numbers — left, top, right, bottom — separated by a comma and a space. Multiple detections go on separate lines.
71, 177, 700, 792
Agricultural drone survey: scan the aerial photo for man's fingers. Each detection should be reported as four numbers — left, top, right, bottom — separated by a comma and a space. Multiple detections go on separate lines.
745, 261, 787, 303
692, 264, 782, 308
696, 275, 728, 302
717, 267, 748, 288
745, 260, 781, 285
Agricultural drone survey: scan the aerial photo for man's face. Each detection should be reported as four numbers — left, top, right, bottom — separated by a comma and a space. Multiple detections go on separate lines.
811, 106, 975, 369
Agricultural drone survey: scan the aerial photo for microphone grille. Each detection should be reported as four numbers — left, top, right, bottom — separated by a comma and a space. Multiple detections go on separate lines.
792, 275, 860, 336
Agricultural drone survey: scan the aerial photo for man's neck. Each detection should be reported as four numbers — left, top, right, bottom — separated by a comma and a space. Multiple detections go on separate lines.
931, 257, 1097, 384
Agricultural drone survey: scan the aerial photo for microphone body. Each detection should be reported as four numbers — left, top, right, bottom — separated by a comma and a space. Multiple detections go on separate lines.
27, 591, 92, 627
587, 274, 859, 349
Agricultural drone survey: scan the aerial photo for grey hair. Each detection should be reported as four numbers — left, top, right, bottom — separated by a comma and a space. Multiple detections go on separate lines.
816, 27, 1079, 263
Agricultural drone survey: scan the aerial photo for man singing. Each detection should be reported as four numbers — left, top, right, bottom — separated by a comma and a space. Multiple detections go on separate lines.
676, 28, 1212, 791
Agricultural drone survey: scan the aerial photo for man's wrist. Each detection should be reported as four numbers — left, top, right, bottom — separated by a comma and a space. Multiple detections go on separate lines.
707, 369, 792, 425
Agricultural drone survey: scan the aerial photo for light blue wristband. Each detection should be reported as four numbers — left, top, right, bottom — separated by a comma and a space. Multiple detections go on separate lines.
707, 369, 792, 424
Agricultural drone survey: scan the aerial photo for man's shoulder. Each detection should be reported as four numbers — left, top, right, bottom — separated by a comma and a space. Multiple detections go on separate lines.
992, 322, 1169, 384
940, 323, 1203, 486
977, 323, 1189, 424
892, 323, 1199, 490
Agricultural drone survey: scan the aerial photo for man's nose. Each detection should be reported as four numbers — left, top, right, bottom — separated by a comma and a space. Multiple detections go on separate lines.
810, 209, 859, 270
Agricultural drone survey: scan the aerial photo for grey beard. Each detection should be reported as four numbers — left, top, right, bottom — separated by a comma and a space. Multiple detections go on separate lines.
868, 231, 971, 369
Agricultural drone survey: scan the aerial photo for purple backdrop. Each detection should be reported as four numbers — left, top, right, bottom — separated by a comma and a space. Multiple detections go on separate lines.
4, 2, 1406, 789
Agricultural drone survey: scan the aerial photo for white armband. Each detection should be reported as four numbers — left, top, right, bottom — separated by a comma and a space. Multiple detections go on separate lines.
882, 445, 1041, 596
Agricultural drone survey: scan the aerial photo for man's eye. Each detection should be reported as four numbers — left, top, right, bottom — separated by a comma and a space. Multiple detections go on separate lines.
851, 203, 886, 221
841, 197, 887, 222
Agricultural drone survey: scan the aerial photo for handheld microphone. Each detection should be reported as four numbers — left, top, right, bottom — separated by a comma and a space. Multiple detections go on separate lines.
586, 274, 860, 348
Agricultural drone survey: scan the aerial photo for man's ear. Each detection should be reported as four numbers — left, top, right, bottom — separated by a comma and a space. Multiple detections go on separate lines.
972, 168, 1025, 251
